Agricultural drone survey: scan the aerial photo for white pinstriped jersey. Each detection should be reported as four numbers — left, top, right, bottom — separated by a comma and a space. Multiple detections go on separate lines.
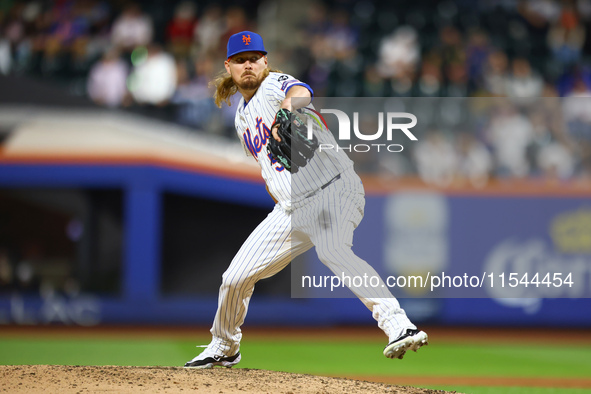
205, 73, 417, 359
235, 72, 354, 210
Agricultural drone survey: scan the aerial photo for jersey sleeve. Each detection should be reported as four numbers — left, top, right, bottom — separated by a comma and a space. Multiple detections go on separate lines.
264, 73, 314, 105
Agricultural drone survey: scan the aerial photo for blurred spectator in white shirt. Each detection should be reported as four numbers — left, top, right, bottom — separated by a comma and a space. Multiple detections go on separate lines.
526, 107, 554, 172
87, 48, 129, 107
485, 104, 534, 177
128, 44, 177, 105
505, 57, 544, 98
377, 26, 420, 79
525, 107, 575, 181
111, 3, 153, 52
538, 142, 576, 180
563, 77, 591, 120
414, 131, 457, 187
455, 133, 493, 188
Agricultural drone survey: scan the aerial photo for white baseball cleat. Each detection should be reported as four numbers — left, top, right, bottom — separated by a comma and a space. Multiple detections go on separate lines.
184, 345, 241, 369
383, 329, 429, 359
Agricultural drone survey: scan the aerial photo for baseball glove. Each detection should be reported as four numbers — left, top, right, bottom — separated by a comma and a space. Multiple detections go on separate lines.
268, 109, 319, 173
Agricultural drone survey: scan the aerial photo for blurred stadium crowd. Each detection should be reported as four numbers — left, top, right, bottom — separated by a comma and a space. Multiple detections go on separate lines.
1, 0, 591, 183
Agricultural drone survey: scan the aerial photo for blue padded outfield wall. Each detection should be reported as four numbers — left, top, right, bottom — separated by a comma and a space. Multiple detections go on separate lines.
1, 162, 590, 327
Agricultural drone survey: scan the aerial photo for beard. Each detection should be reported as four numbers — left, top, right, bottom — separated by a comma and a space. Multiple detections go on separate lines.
236, 74, 262, 90
235, 69, 268, 91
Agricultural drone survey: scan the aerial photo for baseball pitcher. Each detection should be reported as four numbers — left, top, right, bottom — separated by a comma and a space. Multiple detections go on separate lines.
184, 31, 428, 369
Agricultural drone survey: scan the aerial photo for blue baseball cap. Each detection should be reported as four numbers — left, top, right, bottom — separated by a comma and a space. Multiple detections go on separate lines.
227, 31, 267, 59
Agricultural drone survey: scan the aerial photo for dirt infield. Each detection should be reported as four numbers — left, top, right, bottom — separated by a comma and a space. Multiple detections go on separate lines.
0, 365, 457, 394
2, 326, 590, 391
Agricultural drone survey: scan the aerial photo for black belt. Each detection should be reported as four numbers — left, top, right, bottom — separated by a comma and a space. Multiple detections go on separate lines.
321, 174, 341, 190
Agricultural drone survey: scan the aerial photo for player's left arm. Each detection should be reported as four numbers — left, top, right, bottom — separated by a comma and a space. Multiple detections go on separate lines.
280, 85, 311, 111
273, 86, 312, 142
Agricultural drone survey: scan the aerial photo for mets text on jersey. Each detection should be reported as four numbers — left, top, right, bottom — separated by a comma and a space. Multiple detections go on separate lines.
243, 117, 272, 159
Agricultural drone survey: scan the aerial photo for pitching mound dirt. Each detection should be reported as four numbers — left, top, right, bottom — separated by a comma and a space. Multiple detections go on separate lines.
0, 365, 458, 393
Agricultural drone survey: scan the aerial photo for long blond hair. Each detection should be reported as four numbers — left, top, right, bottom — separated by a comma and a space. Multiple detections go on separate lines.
211, 67, 280, 108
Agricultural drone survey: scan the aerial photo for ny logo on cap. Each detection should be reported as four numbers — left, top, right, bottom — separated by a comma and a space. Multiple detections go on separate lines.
242, 34, 251, 45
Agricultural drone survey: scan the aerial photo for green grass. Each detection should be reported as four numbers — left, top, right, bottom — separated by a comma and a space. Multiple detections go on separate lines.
1, 335, 590, 394
0, 338, 188, 366
237, 340, 591, 379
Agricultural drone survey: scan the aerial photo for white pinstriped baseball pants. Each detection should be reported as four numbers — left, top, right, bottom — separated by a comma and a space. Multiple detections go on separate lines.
209, 170, 415, 356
